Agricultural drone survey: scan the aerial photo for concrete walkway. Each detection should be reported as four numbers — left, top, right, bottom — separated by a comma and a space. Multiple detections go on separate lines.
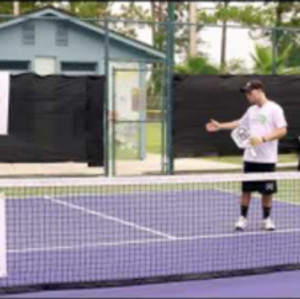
0, 162, 104, 177
0, 154, 297, 177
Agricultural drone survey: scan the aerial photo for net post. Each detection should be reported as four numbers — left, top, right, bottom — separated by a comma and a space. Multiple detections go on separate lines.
111, 67, 116, 176
0, 192, 7, 278
166, 2, 175, 175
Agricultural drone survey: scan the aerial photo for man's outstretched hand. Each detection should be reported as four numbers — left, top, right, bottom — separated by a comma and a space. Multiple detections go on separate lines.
206, 119, 221, 132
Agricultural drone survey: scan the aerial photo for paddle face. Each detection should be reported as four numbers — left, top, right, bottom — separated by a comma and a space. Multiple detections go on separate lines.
231, 126, 257, 158
231, 126, 251, 149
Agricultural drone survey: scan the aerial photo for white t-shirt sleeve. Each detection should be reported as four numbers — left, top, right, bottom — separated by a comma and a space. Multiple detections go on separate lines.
273, 106, 288, 129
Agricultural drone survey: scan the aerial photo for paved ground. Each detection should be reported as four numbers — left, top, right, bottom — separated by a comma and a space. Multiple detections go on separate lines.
0, 154, 296, 177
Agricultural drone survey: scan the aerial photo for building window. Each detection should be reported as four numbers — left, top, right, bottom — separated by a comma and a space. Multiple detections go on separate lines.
56, 22, 68, 46
61, 62, 97, 73
0, 60, 30, 71
22, 22, 35, 45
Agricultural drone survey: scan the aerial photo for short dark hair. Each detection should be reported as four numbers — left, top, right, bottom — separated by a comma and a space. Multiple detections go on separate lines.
240, 80, 265, 93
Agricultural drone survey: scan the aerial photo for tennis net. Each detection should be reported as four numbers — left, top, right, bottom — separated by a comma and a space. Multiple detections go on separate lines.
1, 172, 300, 294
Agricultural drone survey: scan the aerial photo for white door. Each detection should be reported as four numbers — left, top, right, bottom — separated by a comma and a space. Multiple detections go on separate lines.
34, 57, 56, 75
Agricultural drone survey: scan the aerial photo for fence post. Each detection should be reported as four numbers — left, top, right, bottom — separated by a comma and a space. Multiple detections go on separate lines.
166, 2, 175, 175
272, 27, 278, 75
104, 18, 111, 176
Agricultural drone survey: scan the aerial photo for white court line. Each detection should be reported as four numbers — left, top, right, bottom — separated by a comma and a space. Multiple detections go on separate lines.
8, 227, 300, 254
8, 238, 165, 253
7, 189, 198, 201
214, 187, 300, 206
44, 196, 177, 240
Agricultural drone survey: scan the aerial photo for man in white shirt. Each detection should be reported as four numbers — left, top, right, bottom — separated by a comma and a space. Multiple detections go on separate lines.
206, 80, 288, 231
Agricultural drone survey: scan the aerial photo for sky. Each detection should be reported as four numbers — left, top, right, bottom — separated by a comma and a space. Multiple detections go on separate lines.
111, 1, 267, 70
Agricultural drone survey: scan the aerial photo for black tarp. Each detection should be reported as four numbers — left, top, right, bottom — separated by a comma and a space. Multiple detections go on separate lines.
173, 75, 300, 157
0, 73, 104, 165
86, 76, 104, 167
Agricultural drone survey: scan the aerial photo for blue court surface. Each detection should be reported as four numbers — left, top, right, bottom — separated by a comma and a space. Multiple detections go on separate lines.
0, 187, 300, 296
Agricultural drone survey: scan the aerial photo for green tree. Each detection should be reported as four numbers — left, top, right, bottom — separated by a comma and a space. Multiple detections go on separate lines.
150, 2, 167, 51
197, 1, 300, 74
69, 2, 150, 40
251, 43, 300, 74
175, 56, 219, 75
111, 3, 151, 39
0, 1, 37, 15
225, 58, 249, 74
242, 2, 300, 70
150, 2, 193, 56
69, 1, 112, 25
198, 3, 273, 74
147, 2, 191, 110
266, 1, 300, 68
0, 2, 13, 15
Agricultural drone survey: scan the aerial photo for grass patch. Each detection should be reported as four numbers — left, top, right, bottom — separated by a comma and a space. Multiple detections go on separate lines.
203, 154, 298, 165
114, 122, 163, 160
147, 122, 162, 154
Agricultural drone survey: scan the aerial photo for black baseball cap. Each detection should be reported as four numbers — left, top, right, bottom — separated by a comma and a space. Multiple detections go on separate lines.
240, 80, 265, 93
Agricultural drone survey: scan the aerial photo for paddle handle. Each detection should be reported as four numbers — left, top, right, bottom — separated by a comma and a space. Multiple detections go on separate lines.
249, 146, 257, 158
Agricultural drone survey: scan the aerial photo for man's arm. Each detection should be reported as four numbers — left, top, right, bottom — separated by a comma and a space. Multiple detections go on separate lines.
265, 106, 288, 141
206, 119, 240, 132
263, 127, 287, 142
251, 127, 287, 146
206, 108, 249, 132
219, 120, 240, 130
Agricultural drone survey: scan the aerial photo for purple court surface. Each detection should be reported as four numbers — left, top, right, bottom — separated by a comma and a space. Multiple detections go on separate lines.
1, 188, 300, 297
1, 270, 300, 298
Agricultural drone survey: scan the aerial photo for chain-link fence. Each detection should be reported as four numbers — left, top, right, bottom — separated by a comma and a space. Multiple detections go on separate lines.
1, 8, 300, 176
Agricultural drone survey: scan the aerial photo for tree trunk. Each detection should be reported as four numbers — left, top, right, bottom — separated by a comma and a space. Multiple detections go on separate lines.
157, 2, 165, 50
13, 1, 20, 16
98, 3, 103, 26
220, 1, 229, 74
275, 2, 283, 27
189, 2, 197, 57
151, 2, 157, 47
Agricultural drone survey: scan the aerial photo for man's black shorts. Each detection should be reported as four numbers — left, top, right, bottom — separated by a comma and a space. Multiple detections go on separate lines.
242, 162, 277, 195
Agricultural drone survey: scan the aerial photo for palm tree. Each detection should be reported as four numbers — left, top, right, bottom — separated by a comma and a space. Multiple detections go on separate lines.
251, 43, 300, 74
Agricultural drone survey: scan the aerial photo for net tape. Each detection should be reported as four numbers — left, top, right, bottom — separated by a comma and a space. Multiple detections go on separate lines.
0, 171, 299, 188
